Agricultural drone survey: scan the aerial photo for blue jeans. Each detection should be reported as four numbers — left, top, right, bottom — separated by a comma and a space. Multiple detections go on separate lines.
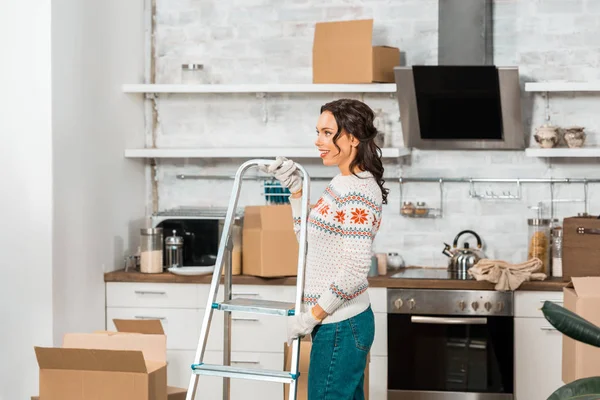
308, 306, 375, 400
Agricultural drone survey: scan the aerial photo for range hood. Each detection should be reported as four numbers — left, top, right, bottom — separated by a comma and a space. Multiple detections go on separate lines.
394, 0, 524, 150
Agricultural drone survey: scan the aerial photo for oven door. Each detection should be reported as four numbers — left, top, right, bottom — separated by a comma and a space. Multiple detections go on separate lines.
387, 314, 514, 400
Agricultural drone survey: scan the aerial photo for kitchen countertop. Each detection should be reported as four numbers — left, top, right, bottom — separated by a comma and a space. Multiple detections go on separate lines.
104, 267, 569, 291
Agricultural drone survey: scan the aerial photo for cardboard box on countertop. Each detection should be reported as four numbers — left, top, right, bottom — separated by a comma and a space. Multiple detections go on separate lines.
562, 216, 600, 280
283, 339, 369, 400
312, 19, 400, 84
33, 319, 187, 400
562, 277, 600, 383
242, 205, 299, 277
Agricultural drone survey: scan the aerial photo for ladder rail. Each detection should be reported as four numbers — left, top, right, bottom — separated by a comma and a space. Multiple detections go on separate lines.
185, 159, 310, 400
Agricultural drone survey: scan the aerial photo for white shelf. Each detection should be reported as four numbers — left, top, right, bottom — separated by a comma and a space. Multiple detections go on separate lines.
124, 147, 410, 159
525, 147, 600, 157
525, 82, 600, 92
122, 83, 397, 94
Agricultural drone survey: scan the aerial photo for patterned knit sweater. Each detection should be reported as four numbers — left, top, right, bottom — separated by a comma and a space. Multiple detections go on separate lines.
289, 170, 383, 324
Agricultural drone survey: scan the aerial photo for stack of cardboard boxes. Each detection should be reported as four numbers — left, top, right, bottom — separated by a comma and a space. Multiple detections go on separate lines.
32, 319, 187, 400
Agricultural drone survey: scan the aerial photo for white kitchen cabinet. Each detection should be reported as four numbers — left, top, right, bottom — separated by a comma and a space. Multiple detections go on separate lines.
514, 291, 563, 400
107, 282, 199, 308
369, 355, 387, 400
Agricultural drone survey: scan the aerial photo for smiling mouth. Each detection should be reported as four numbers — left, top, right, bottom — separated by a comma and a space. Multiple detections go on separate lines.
319, 150, 330, 157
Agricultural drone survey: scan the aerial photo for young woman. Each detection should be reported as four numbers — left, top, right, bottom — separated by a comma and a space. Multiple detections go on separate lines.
261, 98, 388, 399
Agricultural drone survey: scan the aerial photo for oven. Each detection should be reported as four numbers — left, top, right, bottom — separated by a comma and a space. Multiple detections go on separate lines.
387, 289, 514, 400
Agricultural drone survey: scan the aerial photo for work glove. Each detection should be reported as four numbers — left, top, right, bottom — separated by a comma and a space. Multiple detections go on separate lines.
259, 156, 303, 194
287, 311, 321, 345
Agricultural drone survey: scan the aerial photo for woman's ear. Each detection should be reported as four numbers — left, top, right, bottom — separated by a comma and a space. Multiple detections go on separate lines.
350, 135, 359, 148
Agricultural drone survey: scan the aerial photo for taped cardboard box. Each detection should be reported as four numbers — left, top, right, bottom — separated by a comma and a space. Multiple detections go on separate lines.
242, 205, 299, 277
313, 19, 400, 84
34, 319, 186, 400
283, 340, 369, 400
562, 277, 600, 383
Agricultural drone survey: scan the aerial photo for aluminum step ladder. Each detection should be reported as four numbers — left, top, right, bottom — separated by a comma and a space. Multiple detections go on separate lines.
185, 159, 310, 400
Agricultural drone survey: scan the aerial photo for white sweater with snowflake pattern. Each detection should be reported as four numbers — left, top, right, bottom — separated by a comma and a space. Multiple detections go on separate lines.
289, 170, 383, 324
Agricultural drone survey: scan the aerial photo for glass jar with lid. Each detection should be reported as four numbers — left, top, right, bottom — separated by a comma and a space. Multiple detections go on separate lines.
527, 218, 551, 275
140, 228, 163, 274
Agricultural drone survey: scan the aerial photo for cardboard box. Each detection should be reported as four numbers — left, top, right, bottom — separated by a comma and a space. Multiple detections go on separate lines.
312, 19, 400, 84
34, 319, 187, 400
242, 205, 299, 277
562, 277, 600, 383
34, 347, 167, 400
283, 340, 369, 400
562, 216, 600, 280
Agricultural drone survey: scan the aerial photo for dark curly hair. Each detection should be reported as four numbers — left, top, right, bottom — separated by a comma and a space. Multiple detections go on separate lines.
320, 98, 389, 204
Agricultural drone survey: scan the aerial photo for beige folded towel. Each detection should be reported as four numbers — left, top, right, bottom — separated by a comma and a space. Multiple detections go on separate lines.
468, 258, 547, 291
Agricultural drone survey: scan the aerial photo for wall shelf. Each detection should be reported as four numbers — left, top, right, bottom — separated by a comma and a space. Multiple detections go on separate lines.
525, 147, 600, 157
525, 82, 600, 92
122, 83, 397, 94
124, 147, 410, 159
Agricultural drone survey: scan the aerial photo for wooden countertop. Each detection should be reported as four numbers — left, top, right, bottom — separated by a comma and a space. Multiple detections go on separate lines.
104, 268, 569, 291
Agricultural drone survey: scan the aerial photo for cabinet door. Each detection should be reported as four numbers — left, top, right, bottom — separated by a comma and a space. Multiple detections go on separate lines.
167, 350, 223, 399
369, 355, 387, 400
515, 318, 563, 400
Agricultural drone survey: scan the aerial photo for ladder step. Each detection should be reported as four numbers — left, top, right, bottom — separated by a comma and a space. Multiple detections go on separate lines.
192, 363, 298, 383
213, 298, 295, 316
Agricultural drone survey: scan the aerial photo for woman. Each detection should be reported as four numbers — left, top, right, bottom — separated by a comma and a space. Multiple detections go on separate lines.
261, 98, 388, 400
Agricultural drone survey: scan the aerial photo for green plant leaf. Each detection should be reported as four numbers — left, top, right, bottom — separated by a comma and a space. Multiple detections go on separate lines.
547, 376, 600, 400
541, 301, 600, 348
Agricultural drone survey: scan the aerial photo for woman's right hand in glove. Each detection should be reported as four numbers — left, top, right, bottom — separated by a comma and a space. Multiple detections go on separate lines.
259, 156, 303, 194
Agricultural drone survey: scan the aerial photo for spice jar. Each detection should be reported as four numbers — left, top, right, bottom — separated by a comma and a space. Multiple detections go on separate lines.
527, 218, 551, 275
415, 201, 429, 216
140, 228, 164, 274
401, 202, 415, 216
551, 226, 563, 277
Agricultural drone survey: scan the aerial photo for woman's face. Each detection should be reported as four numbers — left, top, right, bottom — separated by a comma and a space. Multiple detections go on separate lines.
314, 111, 358, 172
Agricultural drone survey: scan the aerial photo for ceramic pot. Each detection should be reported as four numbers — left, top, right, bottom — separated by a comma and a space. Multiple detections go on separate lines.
534, 125, 559, 148
563, 127, 586, 148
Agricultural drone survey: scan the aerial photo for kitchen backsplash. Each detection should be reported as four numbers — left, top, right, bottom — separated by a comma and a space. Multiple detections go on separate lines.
147, 0, 600, 267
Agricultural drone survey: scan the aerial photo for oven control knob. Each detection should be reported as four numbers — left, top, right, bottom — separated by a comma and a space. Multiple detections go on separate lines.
497, 302, 505, 312
458, 301, 466, 311
408, 299, 416, 310
471, 301, 479, 311
484, 302, 492, 311
394, 298, 403, 309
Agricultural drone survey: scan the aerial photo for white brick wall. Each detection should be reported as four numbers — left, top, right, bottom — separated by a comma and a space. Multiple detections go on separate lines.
149, 0, 600, 267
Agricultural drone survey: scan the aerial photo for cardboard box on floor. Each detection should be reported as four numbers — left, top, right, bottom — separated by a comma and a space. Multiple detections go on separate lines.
563, 277, 600, 383
242, 205, 299, 277
312, 19, 400, 84
33, 319, 187, 400
283, 340, 369, 400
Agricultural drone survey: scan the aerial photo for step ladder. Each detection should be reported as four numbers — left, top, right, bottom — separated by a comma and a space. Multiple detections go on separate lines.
185, 159, 311, 400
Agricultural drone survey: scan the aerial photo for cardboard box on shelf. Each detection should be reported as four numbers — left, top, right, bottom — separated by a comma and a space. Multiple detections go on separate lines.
242, 205, 299, 277
33, 319, 187, 400
283, 340, 369, 400
562, 277, 600, 383
312, 19, 400, 84
562, 216, 600, 280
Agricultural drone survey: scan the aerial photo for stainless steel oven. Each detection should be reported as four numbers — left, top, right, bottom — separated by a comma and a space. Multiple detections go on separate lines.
387, 289, 514, 400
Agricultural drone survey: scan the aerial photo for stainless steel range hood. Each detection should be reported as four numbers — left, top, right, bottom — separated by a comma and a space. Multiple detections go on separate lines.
394, 0, 525, 150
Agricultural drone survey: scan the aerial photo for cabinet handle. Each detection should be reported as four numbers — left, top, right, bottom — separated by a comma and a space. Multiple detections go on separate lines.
232, 317, 259, 322
540, 326, 557, 331
134, 290, 166, 295
135, 315, 166, 320
232, 292, 260, 297
231, 360, 260, 365
539, 300, 563, 304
